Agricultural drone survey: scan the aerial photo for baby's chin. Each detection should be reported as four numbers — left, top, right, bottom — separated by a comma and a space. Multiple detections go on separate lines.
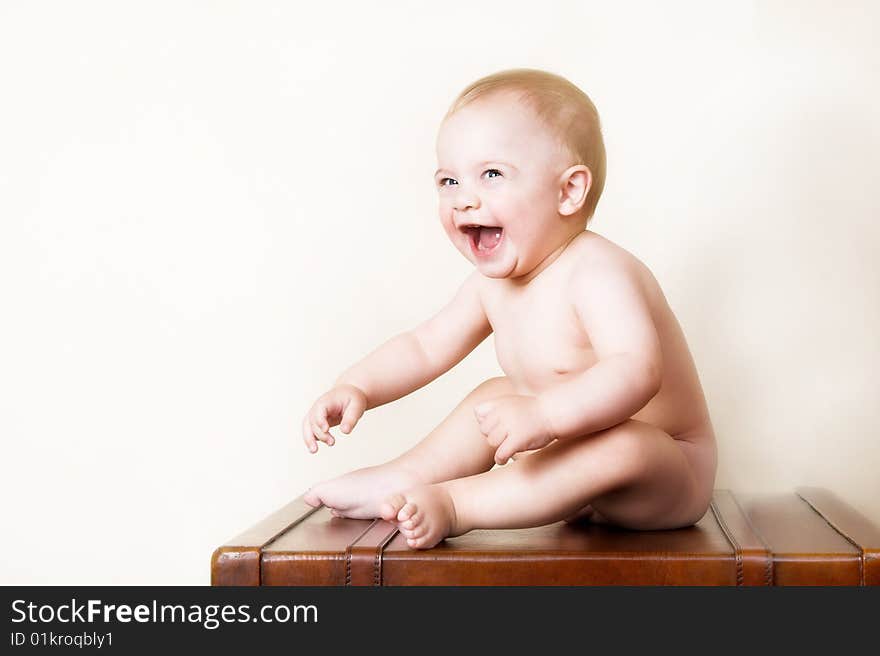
474, 246, 566, 282
471, 251, 518, 279
450, 237, 520, 278
476, 260, 518, 279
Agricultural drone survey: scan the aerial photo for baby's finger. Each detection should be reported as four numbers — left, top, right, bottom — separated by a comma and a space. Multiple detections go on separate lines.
494, 437, 517, 465
494, 444, 513, 466
339, 394, 366, 434
310, 417, 335, 447
315, 402, 332, 433
302, 417, 318, 453
486, 426, 508, 449
476, 411, 500, 436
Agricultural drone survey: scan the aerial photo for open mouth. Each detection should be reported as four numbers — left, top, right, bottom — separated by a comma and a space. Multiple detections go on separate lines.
461, 224, 504, 257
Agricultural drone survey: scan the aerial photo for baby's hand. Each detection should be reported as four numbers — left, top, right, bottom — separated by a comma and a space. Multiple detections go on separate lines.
474, 395, 555, 465
302, 384, 367, 454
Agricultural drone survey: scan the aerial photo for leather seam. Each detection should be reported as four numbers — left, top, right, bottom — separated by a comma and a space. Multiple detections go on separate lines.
345, 520, 379, 587
258, 503, 322, 586
797, 491, 866, 586
729, 492, 773, 586
259, 504, 322, 551
710, 497, 743, 586
374, 524, 399, 586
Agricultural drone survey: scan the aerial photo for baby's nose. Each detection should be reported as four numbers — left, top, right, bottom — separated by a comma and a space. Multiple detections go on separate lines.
453, 188, 480, 212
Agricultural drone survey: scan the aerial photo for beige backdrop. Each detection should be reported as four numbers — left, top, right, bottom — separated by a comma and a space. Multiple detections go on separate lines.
1, 1, 877, 584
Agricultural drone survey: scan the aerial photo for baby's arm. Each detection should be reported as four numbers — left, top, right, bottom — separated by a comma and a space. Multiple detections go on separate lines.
337, 271, 490, 406
536, 260, 662, 441
303, 271, 491, 450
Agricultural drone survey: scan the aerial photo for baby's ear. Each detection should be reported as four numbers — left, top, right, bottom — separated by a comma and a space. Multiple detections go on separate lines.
558, 165, 592, 217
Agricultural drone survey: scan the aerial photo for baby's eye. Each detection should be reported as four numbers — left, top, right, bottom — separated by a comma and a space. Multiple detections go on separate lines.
437, 169, 501, 188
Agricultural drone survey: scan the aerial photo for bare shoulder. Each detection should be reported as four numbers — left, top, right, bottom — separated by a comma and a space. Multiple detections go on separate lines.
564, 231, 664, 374
456, 268, 491, 312
465, 266, 492, 304
565, 230, 658, 296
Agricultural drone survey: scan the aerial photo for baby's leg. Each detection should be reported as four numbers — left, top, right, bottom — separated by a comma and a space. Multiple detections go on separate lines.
304, 377, 514, 518
382, 419, 710, 548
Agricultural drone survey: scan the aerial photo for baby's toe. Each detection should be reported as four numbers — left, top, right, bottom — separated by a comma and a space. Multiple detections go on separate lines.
408, 533, 434, 550
380, 493, 407, 522
402, 511, 423, 530
397, 501, 418, 522
303, 488, 321, 507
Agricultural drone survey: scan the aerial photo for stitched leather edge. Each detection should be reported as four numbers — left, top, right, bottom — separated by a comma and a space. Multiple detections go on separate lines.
216, 501, 320, 586
729, 492, 774, 586
260, 504, 322, 551
710, 490, 773, 586
796, 490, 866, 586
710, 497, 744, 586
345, 520, 400, 586
258, 504, 322, 586
345, 520, 380, 586
374, 523, 399, 586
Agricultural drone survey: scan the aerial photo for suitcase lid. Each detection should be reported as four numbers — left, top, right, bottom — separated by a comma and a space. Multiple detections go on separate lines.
211, 487, 879, 586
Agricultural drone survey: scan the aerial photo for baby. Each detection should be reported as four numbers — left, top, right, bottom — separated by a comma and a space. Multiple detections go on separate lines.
301, 68, 717, 549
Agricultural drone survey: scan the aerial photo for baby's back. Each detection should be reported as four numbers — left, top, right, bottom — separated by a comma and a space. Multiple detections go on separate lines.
479, 230, 716, 447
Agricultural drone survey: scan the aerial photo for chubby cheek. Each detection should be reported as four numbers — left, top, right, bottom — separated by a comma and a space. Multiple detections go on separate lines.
438, 207, 456, 241
438, 209, 471, 256
438, 206, 453, 235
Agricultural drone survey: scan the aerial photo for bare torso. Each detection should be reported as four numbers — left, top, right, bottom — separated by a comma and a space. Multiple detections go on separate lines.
477, 230, 717, 492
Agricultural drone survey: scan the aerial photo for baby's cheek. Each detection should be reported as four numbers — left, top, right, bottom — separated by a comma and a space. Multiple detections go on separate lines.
440, 223, 459, 244
437, 212, 455, 235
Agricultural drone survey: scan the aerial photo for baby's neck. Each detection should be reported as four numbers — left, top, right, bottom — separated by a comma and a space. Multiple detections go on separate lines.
510, 229, 585, 286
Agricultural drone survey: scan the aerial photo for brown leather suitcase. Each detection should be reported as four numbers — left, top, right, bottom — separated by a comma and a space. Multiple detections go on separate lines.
211, 487, 879, 586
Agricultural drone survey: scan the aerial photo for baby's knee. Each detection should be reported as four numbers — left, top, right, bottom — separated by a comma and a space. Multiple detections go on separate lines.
468, 375, 514, 399
598, 420, 663, 481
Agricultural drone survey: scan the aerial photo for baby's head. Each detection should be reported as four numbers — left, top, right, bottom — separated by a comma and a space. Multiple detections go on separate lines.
434, 68, 606, 280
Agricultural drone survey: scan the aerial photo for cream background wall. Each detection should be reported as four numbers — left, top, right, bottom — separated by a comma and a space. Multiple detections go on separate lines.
1, 1, 877, 584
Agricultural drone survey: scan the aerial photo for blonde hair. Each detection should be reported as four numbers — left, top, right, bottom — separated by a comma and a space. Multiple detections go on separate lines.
444, 68, 606, 221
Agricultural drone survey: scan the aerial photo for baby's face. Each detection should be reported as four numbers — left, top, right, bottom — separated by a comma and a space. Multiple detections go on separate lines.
434, 93, 576, 279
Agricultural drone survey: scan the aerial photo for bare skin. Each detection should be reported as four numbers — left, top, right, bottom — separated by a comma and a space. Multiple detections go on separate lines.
303, 91, 717, 548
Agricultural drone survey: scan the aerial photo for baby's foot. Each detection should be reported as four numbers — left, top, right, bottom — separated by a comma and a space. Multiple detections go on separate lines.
563, 504, 609, 525
304, 463, 423, 519
563, 504, 595, 524
380, 484, 461, 549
